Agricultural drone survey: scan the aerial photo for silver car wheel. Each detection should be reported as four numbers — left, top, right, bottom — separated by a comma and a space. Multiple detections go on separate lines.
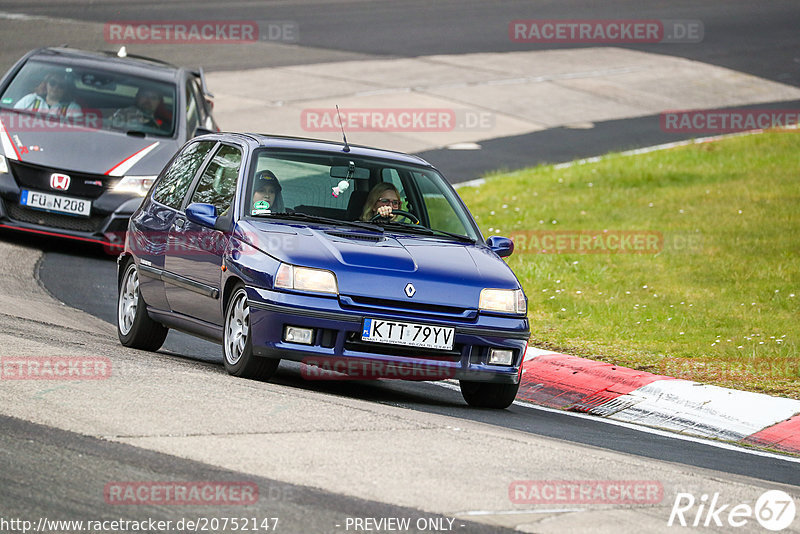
118, 263, 139, 336
224, 289, 250, 366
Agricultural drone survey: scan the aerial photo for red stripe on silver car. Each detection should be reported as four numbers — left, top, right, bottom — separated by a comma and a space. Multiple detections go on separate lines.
104, 142, 160, 177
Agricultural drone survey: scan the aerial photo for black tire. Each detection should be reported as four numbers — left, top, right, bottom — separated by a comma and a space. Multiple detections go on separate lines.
222, 284, 280, 380
117, 258, 168, 351
459, 380, 520, 409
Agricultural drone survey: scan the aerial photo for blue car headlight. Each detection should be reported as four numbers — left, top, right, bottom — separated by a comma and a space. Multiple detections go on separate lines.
479, 288, 526, 314
275, 263, 338, 295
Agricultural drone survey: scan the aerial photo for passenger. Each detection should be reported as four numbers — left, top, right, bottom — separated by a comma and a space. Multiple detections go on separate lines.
110, 86, 167, 131
360, 182, 401, 221
252, 170, 285, 212
14, 72, 82, 117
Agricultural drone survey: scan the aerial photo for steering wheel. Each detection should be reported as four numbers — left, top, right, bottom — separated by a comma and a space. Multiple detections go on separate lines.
370, 209, 420, 224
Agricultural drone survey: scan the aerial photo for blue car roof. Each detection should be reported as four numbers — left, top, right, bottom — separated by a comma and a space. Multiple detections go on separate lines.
235, 133, 435, 167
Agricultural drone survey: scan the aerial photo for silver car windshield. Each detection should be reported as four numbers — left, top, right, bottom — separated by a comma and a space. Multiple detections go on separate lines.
0, 59, 177, 137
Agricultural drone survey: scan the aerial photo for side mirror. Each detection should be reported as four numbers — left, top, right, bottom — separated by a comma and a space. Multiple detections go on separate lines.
486, 235, 514, 258
185, 202, 218, 228
214, 214, 232, 232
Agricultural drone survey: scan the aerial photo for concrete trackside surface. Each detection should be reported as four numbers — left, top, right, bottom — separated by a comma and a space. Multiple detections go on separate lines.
207, 48, 800, 156
1, 242, 799, 533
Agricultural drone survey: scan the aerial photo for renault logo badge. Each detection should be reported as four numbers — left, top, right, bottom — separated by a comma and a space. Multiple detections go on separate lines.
404, 283, 416, 298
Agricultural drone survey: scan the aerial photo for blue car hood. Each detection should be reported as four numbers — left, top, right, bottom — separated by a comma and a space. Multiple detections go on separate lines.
238, 220, 521, 309
0, 108, 179, 176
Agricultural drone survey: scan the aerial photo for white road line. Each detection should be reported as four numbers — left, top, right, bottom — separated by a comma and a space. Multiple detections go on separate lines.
431, 381, 800, 464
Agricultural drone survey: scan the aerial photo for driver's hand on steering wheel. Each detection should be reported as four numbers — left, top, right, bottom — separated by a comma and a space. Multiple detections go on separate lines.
376, 205, 393, 218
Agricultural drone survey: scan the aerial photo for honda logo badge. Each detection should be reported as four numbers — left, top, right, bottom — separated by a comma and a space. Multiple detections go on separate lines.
404, 283, 416, 298
50, 173, 71, 191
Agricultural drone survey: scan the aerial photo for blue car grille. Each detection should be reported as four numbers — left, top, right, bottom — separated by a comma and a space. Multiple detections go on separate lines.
342, 294, 472, 319
344, 332, 463, 361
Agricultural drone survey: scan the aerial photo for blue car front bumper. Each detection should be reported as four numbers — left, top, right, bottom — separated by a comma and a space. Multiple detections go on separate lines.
246, 286, 529, 384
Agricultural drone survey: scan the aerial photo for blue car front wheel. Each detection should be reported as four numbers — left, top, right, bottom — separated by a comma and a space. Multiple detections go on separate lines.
459, 380, 520, 409
223, 285, 280, 380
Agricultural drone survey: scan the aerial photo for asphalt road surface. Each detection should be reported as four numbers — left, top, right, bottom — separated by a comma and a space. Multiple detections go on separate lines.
0, 414, 514, 534
1, 0, 798, 180
29, 232, 800, 488
2, 2, 799, 532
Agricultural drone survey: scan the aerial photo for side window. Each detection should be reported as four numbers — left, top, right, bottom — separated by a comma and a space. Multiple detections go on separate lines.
189, 144, 242, 214
412, 171, 473, 235
152, 141, 215, 209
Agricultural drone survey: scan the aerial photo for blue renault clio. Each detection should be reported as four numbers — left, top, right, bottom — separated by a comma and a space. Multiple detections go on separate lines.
117, 133, 529, 408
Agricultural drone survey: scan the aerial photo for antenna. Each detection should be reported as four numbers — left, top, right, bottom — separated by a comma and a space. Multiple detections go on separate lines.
336, 105, 350, 152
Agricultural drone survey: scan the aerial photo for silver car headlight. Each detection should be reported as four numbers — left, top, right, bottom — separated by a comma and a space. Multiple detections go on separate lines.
0, 155, 8, 175
479, 288, 526, 314
113, 175, 157, 196
275, 264, 338, 295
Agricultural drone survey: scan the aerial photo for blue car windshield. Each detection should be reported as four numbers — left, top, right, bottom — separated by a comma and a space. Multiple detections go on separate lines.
246, 149, 480, 241
0, 59, 177, 137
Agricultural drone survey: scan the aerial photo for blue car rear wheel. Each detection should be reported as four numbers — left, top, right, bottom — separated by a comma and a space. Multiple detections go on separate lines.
117, 258, 168, 351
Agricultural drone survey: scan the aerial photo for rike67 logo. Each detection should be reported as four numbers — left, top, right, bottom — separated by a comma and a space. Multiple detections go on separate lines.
668, 490, 796, 531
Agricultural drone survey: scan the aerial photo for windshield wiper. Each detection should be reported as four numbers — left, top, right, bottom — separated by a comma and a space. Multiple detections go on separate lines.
252, 211, 384, 233
379, 221, 475, 243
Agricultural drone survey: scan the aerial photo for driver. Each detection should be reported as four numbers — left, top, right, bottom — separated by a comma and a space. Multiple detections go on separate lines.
110, 86, 167, 131
14, 72, 82, 117
360, 182, 401, 221
252, 170, 285, 212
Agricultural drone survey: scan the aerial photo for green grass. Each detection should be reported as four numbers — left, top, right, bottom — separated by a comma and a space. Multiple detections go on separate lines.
459, 132, 800, 398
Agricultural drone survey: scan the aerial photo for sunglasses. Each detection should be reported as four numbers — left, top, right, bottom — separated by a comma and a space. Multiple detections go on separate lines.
377, 198, 401, 207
